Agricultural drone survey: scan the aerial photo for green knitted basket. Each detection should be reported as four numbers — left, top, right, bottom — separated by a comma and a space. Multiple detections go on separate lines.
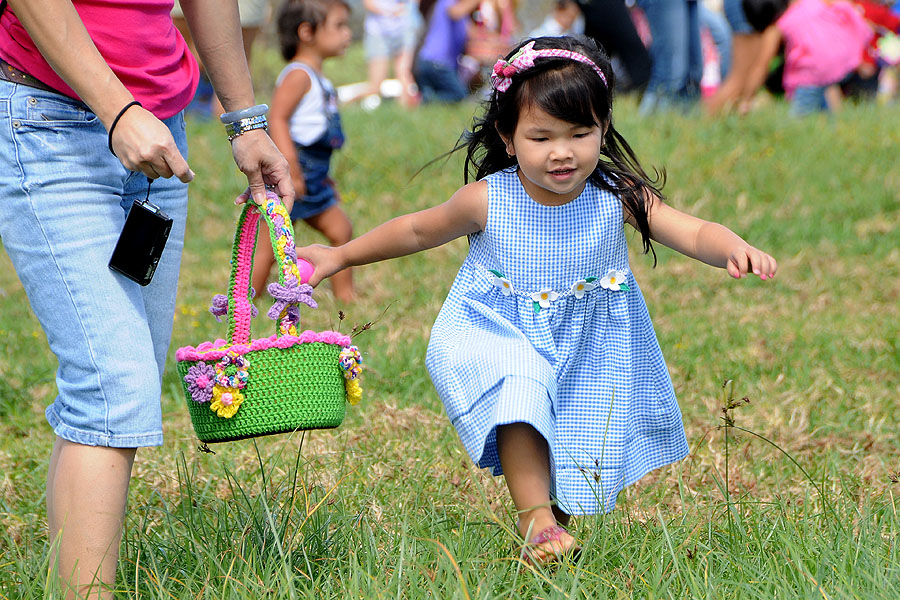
174, 193, 361, 443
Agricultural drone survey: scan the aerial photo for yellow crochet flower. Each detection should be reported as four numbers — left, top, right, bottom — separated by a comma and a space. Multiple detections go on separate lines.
210, 386, 244, 418
345, 378, 362, 406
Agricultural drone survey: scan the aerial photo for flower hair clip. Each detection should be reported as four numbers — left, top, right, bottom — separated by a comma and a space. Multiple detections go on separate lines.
490, 41, 608, 93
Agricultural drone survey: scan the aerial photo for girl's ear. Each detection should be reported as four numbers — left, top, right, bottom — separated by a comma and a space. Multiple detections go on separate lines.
494, 121, 515, 156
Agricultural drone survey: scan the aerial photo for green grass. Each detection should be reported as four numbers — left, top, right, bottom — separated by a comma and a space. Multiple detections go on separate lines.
1, 45, 899, 598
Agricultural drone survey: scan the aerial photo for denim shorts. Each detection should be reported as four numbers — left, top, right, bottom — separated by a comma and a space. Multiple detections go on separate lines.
790, 85, 829, 116
0, 79, 188, 447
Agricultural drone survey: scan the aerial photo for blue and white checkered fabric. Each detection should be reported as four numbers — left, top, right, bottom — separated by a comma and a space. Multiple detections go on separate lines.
425, 168, 688, 514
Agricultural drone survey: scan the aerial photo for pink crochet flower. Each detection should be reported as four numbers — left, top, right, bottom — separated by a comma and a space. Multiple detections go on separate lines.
184, 362, 216, 403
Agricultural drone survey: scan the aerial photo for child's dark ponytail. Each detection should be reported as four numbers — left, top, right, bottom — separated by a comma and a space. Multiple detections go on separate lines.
456, 35, 664, 264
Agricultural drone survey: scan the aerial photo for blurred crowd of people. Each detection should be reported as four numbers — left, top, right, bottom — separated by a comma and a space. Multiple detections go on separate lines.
178, 0, 900, 116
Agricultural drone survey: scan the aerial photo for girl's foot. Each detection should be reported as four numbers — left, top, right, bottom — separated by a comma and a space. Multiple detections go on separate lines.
517, 519, 579, 566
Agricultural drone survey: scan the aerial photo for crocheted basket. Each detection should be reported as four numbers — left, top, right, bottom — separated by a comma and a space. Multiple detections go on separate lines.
174, 192, 362, 443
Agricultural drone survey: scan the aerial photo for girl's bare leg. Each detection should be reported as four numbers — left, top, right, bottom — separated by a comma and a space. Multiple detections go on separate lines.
365, 56, 390, 106
251, 225, 277, 299
497, 423, 576, 561
47, 438, 136, 600
304, 204, 355, 303
394, 49, 418, 106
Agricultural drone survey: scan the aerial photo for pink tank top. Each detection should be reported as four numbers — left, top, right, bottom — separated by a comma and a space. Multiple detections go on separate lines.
0, 0, 198, 119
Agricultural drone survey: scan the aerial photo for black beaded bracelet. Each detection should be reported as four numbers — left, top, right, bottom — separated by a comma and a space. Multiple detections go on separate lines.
107, 100, 142, 157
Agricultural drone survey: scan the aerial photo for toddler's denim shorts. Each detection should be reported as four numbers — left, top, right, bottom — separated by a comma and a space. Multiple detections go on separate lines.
0, 79, 189, 447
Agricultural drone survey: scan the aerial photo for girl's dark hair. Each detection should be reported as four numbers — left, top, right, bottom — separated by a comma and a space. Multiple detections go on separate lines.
276, 0, 350, 61
458, 35, 664, 263
741, 0, 789, 32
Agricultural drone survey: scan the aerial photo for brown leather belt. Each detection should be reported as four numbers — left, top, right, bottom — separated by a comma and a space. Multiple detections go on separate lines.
0, 58, 61, 95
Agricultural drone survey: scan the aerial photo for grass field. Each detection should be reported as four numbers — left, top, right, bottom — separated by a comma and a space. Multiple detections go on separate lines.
1, 46, 899, 598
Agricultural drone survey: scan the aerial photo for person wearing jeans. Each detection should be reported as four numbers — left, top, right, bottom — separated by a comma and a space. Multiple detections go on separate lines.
636, 0, 704, 113
0, 0, 290, 597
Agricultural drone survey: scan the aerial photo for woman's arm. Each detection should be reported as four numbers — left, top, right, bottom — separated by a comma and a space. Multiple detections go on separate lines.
298, 180, 488, 286
268, 69, 313, 207
640, 195, 778, 279
179, 0, 292, 205
8, 0, 193, 182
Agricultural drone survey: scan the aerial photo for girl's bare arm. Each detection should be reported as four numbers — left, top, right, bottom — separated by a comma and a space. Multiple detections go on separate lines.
298, 180, 488, 286
638, 194, 778, 280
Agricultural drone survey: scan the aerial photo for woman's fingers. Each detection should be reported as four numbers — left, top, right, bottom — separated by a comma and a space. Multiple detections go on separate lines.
110, 106, 194, 182
230, 129, 293, 205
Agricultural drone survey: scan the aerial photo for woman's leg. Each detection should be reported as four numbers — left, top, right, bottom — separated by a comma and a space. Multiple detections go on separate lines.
303, 204, 355, 303
47, 439, 136, 599
0, 87, 187, 598
497, 423, 575, 559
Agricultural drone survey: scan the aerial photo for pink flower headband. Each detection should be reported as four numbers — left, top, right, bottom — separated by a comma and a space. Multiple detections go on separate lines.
490, 41, 608, 93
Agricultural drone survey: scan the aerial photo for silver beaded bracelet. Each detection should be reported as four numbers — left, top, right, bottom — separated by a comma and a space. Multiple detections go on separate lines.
219, 103, 268, 124
224, 114, 268, 141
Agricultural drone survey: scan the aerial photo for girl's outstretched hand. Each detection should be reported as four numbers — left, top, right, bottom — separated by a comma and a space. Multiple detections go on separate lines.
295, 244, 343, 287
726, 246, 777, 280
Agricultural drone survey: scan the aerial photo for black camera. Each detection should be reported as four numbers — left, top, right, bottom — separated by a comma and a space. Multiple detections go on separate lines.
108, 198, 173, 286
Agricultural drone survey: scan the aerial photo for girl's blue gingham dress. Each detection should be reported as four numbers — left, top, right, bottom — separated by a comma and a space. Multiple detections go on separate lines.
426, 168, 689, 514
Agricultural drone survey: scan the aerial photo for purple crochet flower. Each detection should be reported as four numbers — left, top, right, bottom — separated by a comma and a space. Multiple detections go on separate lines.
266, 281, 317, 324
184, 362, 216, 403
209, 289, 259, 322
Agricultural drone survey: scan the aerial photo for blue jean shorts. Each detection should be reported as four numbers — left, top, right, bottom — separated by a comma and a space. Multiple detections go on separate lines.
0, 79, 188, 447
790, 85, 829, 116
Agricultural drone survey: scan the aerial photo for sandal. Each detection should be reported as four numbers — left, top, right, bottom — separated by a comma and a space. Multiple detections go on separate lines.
519, 524, 581, 566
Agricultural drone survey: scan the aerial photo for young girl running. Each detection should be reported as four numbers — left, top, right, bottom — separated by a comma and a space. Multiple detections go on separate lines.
298, 35, 777, 564
252, 0, 356, 303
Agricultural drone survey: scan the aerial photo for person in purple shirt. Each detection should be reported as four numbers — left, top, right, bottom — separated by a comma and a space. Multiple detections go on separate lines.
415, 0, 480, 102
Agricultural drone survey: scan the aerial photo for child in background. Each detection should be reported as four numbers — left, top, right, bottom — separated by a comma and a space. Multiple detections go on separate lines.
361, 0, 423, 110
252, 0, 355, 303
298, 36, 777, 564
742, 0, 874, 114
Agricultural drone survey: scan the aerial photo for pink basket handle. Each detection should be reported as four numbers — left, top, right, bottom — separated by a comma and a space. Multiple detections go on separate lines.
226, 192, 315, 345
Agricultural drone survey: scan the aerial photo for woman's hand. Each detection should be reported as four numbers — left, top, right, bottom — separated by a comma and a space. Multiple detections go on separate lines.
231, 129, 294, 206
295, 244, 345, 287
109, 105, 195, 182
726, 245, 777, 280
